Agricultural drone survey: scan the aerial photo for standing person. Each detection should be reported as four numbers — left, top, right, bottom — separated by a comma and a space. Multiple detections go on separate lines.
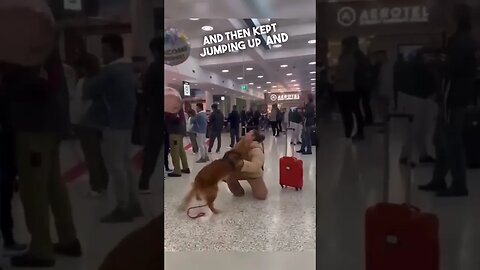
74, 54, 109, 197
252, 107, 261, 130
418, 4, 477, 197
240, 106, 247, 127
269, 104, 279, 136
193, 103, 209, 163
208, 104, 224, 153
397, 48, 436, 165
0, 73, 27, 254
186, 109, 198, 153
357, 52, 374, 126
84, 34, 140, 222
297, 94, 315, 155
276, 106, 284, 133
3, 53, 81, 267
228, 105, 241, 147
334, 36, 365, 141
165, 108, 190, 177
282, 108, 289, 131
290, 108, 303, 145
138, 37, 165, 193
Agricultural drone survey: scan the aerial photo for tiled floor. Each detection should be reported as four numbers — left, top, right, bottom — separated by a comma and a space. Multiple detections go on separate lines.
4, 119, 480, 270
164, 132, 316, 252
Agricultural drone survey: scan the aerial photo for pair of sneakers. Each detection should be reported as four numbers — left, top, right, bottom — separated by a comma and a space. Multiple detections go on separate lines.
168, 168, 191, 177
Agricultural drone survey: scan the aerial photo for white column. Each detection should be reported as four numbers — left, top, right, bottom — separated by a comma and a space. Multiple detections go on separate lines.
130, 0, 155, 58
205, 90, 213, 109
246, 99, 251, 110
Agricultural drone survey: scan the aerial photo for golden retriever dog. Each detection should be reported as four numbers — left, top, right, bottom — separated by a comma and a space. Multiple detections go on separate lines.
179, 149, 244, 214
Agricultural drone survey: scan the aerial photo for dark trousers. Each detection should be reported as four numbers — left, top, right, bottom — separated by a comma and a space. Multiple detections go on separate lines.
300, 125, 314, 153
277, 120, 283, 132
75, 126, 108, 192
208, 131, 222, 152
359, 89, 373, 125
230, 127, 240, 147
270, 121, 278, 136
0, 130, 16, 245
139, 123, 162, 189
432, 109, 467, 189
15, 132, 77, 259
336, 92, 364, 137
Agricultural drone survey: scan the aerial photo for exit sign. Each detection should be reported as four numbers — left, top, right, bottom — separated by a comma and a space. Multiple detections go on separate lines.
241, 84, 247, 91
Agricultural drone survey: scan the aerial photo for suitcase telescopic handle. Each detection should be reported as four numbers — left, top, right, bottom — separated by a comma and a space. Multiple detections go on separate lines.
285, 127, 295, 156
383, 113, 415, 204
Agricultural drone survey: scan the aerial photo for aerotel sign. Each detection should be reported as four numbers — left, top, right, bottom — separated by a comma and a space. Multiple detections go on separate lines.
337, 5, 430, 27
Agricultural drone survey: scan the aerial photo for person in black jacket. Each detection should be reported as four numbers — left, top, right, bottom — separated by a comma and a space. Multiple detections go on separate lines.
0, 73, 27, 255
228, 105, 240, 147
139, 37, 165, 192
297, 94, 315, 155
208, 104, 224, 153
418, 3, 477, 197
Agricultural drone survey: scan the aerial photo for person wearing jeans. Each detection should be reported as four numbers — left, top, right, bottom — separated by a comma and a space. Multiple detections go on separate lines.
84, 34, 140, 222
298, 94, 315, 155
193, 103, 209, 163
418, 4, 475, 197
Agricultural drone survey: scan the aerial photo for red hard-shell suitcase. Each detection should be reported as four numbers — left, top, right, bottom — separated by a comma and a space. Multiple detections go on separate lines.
365, 114, 439, 270
279, 127, 303, 190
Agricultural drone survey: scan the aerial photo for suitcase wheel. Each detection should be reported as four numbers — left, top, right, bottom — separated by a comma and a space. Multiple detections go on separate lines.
295, 188, 299, 191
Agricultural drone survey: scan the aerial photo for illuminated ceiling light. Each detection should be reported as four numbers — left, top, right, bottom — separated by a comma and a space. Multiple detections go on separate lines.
264, 90, 267, 92
249, 82, 254, 85
308, 39, 316, 44
257, 86, 261, 89
293, 84, 299, 86
309, 61, 316, 65
202, 25, 214, 31
266, 81, 271, 84
222, 69, 229, 73
280, 64, 288, 68
257, 75, 264, 78
190, 18, 200, 21
246, 67, 253, 71
311, 78, 316, 81
272, 85, 277, 88
310, 71, 316, 74
311, 83, 316, 85
237, 77, 243, 80
286, 73, 293, 76
291, 79, 296, 82
273, 44, 282, 48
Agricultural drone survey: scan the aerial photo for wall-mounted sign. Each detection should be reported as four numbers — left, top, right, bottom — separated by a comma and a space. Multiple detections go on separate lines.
64, 0, 82, 11
269, 93, 301, 102
338, 5, 429, 27
241, 84, 248, 91
182, 81, 191, 97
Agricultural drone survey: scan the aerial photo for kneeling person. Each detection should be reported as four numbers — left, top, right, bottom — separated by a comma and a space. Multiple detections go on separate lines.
227, 130, 267, 200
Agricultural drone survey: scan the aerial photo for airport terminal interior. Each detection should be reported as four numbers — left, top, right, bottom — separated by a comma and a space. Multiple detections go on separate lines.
1, 0, 480, 269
